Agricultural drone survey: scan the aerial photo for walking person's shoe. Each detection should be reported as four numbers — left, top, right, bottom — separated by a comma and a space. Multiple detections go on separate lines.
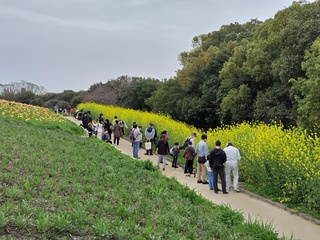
202, 181, 209, 184
163, 168, 165, 171
197, 180, 202, 183
234, 188, 240, 193
185, 173, 191, 177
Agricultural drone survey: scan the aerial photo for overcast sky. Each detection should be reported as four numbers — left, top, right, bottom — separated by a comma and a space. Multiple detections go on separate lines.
0, 0, 299, 93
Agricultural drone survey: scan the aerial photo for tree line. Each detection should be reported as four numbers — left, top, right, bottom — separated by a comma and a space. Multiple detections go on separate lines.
2, 1, 320, 132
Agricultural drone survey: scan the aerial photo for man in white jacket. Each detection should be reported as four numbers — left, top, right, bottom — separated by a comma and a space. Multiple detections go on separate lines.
223, 142, 241, 192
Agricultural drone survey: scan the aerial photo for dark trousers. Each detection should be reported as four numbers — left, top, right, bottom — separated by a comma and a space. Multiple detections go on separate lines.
185, 160, 194, 174
172, 155, 178, 167
114, 137, 120, 145
213, 167, 227, 193
151, 138, 157, 148
146, 149, 153, 155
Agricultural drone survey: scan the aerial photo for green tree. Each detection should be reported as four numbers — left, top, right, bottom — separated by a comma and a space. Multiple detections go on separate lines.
13, 91, 36, 104
145, 78, 185, 120
220, 84, 252, 123
123, 78, 161, 111
290, 37, 320, 131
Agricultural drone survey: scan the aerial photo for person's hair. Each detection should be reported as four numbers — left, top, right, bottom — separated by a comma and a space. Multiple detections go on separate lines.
215, 140, 221, 146
201, 134, 207, 140
116, 120, 119, 124
161, 130, 167, 135
105, 119, 109, 123
114, 116, 117, 118
160, 134, 166, 140
133, 123, 137, 128
192, 132, 196, 137
174, 142, 179, 146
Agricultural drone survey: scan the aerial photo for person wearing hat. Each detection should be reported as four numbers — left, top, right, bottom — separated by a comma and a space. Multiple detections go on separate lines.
224, 141, 241, 192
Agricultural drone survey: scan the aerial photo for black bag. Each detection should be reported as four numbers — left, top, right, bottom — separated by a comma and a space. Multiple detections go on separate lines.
198, 156, 206, 164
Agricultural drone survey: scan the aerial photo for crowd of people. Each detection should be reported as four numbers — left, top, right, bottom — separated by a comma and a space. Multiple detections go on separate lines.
79, 111, 242, 194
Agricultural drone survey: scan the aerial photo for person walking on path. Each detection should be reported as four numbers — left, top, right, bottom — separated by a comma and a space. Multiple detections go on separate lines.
112, 116, 118, 125
113, 120, 121, 145
205, 159, 214, 190
151, 124, 158, 149
184, 141, 196, 176
144, 123, 155, 155
132, 124, 142, 159
224, 141, 241, 192
95, 113, 104, 136
118, 119, 128, 137
104, 119, 113, 138
159, 130, 169, 165
81, 112, 92, 129
156, 134, 169, 171
183, 132, 196, 173
170, 142, 180, 168
209, 140, 228, 194
195, 134, 209, 184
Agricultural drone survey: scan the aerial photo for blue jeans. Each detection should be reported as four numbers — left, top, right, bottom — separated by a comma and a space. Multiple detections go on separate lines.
172, 155, 178, 167
208, 171, 214, 189
133, 141, 140, 158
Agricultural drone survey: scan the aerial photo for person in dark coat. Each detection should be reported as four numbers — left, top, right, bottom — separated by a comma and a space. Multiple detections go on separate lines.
113, 120, 121, 145
81, 112, 92, 129
104, 119, 112, 138
209, 140, 228, 194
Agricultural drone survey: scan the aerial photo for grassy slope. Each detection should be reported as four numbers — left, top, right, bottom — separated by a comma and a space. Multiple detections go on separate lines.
0, 117, 282, 239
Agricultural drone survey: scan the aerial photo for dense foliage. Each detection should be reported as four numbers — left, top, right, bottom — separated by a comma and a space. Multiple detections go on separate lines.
0, 101, 282, 239
79, 102, 320, 219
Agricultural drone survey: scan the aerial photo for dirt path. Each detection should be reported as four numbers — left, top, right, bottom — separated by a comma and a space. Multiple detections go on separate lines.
67, 117, 320, 240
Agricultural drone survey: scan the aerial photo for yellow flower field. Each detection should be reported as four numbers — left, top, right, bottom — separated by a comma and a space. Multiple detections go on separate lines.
78, 102, 320, 214
0, 99, 66, 123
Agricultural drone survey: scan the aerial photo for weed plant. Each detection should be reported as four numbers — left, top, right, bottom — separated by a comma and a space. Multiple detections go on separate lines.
0, 114, 284, 239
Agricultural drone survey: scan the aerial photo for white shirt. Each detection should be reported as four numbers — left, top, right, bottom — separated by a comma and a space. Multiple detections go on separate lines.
223, 146, 241, 163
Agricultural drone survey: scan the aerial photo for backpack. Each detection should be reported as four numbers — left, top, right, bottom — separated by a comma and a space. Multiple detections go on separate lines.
169, 147, 175, 156
129, 128, 135, 141
183, 137, 192, 149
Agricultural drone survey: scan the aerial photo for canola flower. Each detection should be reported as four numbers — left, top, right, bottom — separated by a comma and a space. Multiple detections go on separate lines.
78, 102, 320, 213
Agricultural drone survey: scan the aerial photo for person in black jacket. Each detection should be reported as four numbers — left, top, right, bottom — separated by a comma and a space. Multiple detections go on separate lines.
81, 112, 92, 129
209, 140, 228, 194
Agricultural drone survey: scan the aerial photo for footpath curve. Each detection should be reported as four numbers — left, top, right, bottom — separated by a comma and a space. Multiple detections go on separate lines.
67, 117, 320, 240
